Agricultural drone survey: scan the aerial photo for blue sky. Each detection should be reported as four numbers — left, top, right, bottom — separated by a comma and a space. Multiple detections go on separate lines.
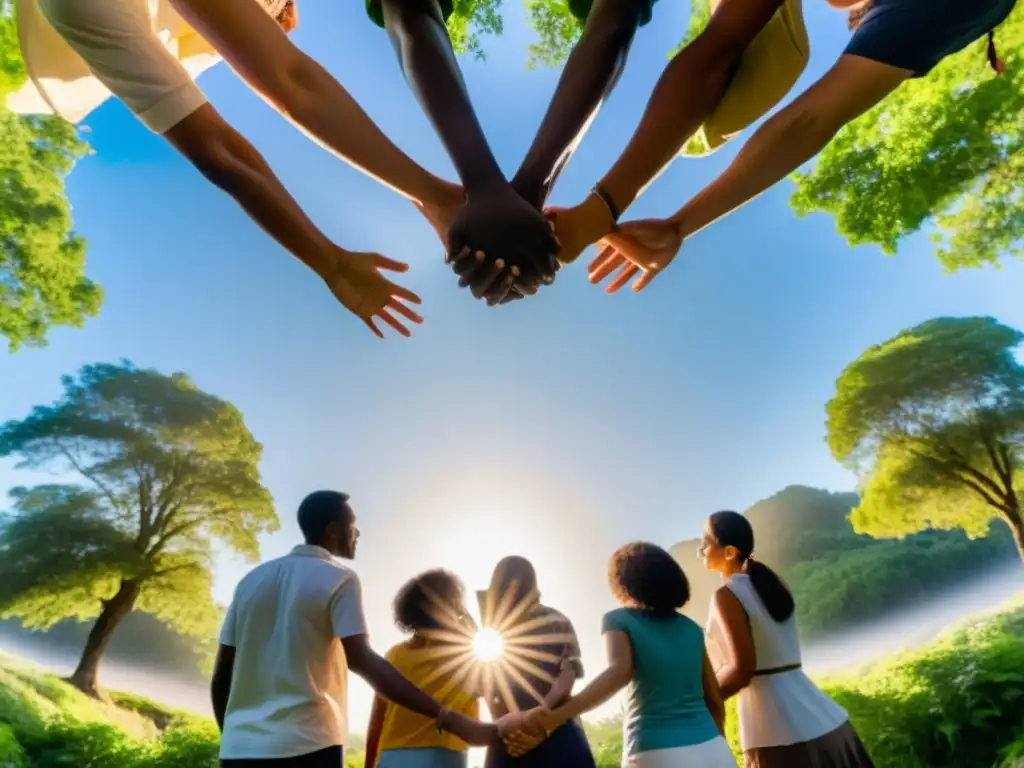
2, 0, 1022, 727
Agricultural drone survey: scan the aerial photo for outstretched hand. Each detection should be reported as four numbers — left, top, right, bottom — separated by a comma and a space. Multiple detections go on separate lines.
324, 249, 423, 337
445, 184, 560, 305
587, 218, 684, 293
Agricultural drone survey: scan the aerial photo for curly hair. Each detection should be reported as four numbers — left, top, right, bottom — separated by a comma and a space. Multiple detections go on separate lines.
609, 542, 690, 617
393, 569, 466, 634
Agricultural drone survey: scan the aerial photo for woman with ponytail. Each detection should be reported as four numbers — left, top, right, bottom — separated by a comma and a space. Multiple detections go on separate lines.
700, 511, 874, 768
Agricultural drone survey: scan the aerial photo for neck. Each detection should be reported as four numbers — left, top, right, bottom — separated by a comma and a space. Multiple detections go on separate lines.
722, 563, 744, 579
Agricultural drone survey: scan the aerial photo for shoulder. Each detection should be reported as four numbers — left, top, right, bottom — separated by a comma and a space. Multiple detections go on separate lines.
542, 606, 575, 631
602, 607, 633, 632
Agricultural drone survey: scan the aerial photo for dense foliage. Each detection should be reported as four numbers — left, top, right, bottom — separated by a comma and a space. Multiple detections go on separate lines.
790, 3, 1023, 271
670, 485, 1018, 633
827, 317, 1024, 559
0, 0, 101, 351
0, 362, 278, 695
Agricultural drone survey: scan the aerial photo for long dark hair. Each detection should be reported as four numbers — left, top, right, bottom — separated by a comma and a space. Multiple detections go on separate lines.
709, 511, 795, 622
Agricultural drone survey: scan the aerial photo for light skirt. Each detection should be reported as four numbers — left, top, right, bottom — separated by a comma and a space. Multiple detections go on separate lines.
377, 747, 468, 768
624, 736, 737, 768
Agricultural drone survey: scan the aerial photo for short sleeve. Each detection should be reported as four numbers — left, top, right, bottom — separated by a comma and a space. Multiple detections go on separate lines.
36, 0, 208, 133
329, 572, 369, 639
219, 596, 238, 647
601, 609, 629, 635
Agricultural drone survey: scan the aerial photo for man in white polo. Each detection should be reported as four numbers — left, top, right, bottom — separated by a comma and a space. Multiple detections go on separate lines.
212, 490, 522, 767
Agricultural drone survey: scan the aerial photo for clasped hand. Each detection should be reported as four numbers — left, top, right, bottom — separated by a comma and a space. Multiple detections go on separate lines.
494, 707, 561, 758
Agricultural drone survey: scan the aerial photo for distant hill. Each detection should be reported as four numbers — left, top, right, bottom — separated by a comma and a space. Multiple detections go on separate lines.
672, 485, 1019, 633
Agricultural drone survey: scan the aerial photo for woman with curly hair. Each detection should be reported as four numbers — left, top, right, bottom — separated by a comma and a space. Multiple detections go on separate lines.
701, 511, 873, 768
524, 543, 735, 767
364, 570, 487, 768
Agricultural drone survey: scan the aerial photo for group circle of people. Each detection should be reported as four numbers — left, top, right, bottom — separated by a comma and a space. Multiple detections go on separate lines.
214, 491, 874, 767
9, 0, 1016, 334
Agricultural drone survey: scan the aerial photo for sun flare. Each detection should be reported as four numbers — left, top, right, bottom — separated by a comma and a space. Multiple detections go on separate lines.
472, 627, 504, 662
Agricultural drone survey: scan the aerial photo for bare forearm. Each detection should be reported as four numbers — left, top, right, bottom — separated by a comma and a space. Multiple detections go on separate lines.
543, 668, 576, 710
211, 677, 231, 731
669, 105, 837, 238
716, 666, 751, 701
553, 667, 626, 724
355, 653, 443, 719
513, 3, 640, 200
280, 57, 449, 204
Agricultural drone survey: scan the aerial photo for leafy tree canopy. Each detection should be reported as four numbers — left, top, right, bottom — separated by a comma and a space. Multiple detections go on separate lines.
790, 3, 1024, 271
1, 0, 101, 351
0, 362, 278, 654
826, 317, 1024, 554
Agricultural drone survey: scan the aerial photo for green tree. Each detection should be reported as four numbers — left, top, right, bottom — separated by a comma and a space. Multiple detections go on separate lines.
790, 4, 1023, 271
1, 0, 102, 351
0, 362, 278, 697
826, 317, 1024, 558
447, 0, 504, 59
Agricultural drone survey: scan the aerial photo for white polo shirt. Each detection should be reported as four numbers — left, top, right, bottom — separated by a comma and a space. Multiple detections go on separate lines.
219, 544, 368, 760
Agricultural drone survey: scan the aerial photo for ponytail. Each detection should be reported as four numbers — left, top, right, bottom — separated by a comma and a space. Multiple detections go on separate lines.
745, 558, 795, 623
709, 511, 795, 623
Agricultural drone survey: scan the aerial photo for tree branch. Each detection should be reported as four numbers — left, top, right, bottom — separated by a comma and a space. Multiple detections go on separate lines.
57, 444, 121, 512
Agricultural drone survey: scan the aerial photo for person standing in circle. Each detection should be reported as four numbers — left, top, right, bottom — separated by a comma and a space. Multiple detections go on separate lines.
700, 511, 874, 768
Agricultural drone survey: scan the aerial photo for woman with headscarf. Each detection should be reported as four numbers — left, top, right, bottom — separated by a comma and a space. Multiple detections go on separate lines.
700, 511, 874, 768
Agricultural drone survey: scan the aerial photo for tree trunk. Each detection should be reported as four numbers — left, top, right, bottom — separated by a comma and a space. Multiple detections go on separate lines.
1008, 513, 1024, 562
68, 578, 141, 698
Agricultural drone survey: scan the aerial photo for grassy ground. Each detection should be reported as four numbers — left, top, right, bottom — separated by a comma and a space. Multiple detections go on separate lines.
2, 602, 1023, 767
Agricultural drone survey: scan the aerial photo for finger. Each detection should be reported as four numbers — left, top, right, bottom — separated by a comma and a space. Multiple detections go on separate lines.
472, 258, 506, 300
486, 272, 516, 306
387, 298, 423, 324
377, 309, 412, 338
446, 245, 470, 266
457, 251, 488, 288
388, 282, 422, 305
374, 254, 409, 273
587, 244, 618, 277
634, 268, 660, 292
589, 249, 627, 285
607, 263, 640, 294
362, 317, 384, 339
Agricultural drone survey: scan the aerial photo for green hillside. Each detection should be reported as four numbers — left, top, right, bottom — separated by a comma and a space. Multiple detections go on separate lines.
672, 486, 1019, 631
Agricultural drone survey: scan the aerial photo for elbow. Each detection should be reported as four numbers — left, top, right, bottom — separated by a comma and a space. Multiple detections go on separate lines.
251, 52, 321, 120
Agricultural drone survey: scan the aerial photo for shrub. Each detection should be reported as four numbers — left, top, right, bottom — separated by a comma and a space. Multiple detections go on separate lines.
0, 723, 25, 768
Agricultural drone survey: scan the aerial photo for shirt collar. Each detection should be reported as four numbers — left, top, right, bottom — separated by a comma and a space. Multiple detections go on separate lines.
290, 544, 338, 562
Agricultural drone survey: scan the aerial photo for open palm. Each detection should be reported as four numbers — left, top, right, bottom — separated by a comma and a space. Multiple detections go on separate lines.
325, 250, 423, 338
587, 219, 684, 293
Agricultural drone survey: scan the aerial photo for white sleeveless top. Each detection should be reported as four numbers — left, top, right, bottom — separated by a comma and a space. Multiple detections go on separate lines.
705, 574, 848, 749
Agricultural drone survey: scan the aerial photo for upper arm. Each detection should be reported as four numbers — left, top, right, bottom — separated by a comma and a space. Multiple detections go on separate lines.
37, 0, 207, 133
168, 0, 309, 108
712, 588, 756, 677
604, 630, 634, 683
330, 574, 370, 640
212, 643, 236, 682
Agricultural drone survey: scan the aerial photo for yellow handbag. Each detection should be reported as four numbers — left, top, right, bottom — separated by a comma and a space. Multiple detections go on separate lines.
682, 0, 810, 157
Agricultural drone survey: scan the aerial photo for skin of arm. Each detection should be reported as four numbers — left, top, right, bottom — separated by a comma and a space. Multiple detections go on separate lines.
511, 0, 648, 207
543, 662, 579, 710
363, 695, 387, 768
666, 54, 910, 240
342, 634, 500, 746
551, 0, 787, 263
547, 630, 633, 728
210, 644, 235, 732
165, 104, 340, 278
710, 587, 756, 701
169, 0, 458, 210
702, 648, 726, 735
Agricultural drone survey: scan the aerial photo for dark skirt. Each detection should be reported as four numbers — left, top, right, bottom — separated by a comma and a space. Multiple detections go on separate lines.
744, 721, 874, 768
485, 720, 596, 768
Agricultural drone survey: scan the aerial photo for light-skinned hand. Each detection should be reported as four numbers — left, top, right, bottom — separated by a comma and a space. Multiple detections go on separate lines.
324, 248, 423, 338
587, 218, 684, 293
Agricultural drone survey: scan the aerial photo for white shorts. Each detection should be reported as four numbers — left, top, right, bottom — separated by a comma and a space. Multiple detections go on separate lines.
624, 736, 738, 768
30, 0, 208, 133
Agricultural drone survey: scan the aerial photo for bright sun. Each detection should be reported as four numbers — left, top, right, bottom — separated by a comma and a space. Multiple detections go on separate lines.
472, 627, 504, 662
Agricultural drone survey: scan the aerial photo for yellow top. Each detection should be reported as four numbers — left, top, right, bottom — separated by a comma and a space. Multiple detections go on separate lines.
683, 0, 810, 156
377, 641, 480, 755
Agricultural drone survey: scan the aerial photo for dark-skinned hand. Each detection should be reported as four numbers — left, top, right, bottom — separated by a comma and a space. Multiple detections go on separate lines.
445, 183, 560, 306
